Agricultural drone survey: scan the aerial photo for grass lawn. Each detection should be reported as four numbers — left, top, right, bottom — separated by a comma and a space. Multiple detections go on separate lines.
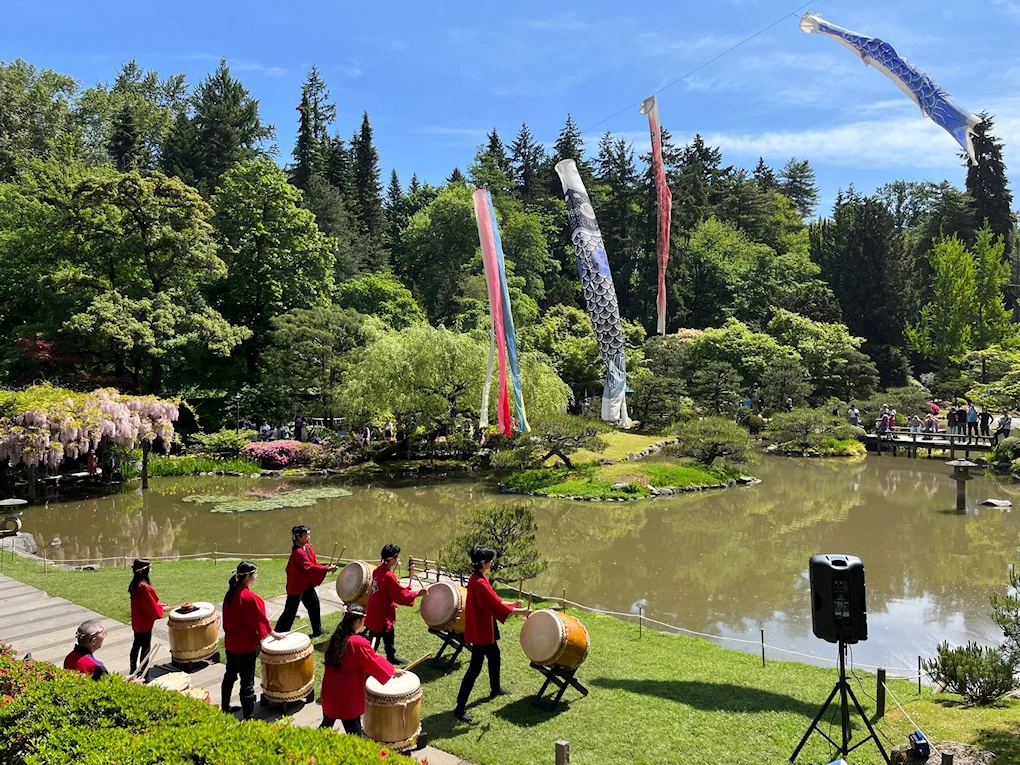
549, 431, 670, 466
0, 553, 290, 625
298, 598, 1020, 765
506, 460, 742, 500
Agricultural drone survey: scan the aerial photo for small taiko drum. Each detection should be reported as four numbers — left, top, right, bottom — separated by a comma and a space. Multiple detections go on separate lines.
419, 582, 466, 633
167, 602, 219, 663
364, 671, 422, 752
336, 560, 372, 606
519, 609, 590, 669
259, 632, 315, 704
149, 672, 210, 704
183, 686, 211, 704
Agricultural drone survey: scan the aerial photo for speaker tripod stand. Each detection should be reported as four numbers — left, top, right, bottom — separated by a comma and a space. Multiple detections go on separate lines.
789, 640, 890, 764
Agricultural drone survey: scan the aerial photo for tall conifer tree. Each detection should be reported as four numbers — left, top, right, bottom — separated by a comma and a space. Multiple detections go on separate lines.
966, 115, 1014, 254
351, 111, 387, 268
510, 122, 545, 204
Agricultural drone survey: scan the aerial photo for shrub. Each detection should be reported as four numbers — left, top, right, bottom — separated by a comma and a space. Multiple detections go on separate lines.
923, 641, 1018, 705
240, 440, 322, 469
438, 504, 548, 584
667, 417, 752, 465
765, 408, 846, 451
188, 429, 258, 457
991, 436, 1020, 465
629, 375, 694, 431
0, 646, 413, 764
991, 567, 1020, 657
121, 454, 261, 479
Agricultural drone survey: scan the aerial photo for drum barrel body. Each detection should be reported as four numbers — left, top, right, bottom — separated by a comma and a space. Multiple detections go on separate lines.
260, 639, 315, 703
167, 608, 219, 663
419, 582, 467, 634
519, 610, 590, 669
363, 678, 422, 752
336, 560, 372, 607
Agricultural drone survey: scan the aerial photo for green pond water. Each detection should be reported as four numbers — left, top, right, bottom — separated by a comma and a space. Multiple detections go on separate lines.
18, 455, 1020, 673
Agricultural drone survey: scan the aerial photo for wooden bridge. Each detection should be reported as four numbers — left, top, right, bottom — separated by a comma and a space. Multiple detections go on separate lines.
866, 429, 997, 458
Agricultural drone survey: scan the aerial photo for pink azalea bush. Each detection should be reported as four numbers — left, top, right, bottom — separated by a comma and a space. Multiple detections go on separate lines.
240, 440, 322, 469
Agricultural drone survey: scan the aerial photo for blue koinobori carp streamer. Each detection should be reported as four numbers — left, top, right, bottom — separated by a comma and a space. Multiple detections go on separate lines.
554, 159, 630, 426
800, 11, 982, 163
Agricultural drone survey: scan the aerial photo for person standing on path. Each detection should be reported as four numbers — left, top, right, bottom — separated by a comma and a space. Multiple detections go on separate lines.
980, 407, 994, 437
63, 620, 109, 680
320, 605, 405, 735
222, 561, 284, 719
276, 525, 337, 636
947, 407, 958, 435
365, 543, 425, 665
994, 411, 1013, 446
128, 558, 168, 678
967, 402, 979, 441
453, 546, 530, 724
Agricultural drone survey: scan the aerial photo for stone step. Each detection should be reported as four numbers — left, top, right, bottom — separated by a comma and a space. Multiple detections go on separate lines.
0, 594, 75, 620
1, 607, 100, 643
0, 579, 35, 595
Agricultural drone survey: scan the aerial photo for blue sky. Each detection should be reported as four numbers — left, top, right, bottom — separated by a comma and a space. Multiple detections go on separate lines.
7, 0, 1020, 215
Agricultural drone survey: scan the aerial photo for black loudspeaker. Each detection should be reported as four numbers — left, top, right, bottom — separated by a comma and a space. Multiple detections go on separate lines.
809, 554, 867, 644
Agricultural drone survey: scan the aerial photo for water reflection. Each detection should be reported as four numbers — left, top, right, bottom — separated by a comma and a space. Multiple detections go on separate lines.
21, 457, 1020, 670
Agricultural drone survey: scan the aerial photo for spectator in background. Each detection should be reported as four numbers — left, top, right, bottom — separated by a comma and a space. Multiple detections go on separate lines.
294, 413, 306, 442
279, 422, 291, 440
909, 415, 922, 434
967, 402, 979, 441
259, 421, 271, 441
980, 407, 994, 437
994, 411, 1012, 445
847, 404, 860, 427
947, 407, 958, 436
923, 413, 937, 435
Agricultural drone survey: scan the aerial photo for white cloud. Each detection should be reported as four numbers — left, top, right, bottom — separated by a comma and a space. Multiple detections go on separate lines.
332, 59, 362, 78
230, 60, 288, 77
990, 0, 1020, 22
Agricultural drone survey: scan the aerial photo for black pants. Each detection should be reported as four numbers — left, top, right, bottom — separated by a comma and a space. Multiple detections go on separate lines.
129, 630, 152, 676
982, 423, 991, 436
320, 716, 363, 735
968, 421, 978, 437
369, 628, 397, 661
276, 586, 322, 633
222, 650, 258, 718
455, 643, 501, 712
995, 429, 1011, 445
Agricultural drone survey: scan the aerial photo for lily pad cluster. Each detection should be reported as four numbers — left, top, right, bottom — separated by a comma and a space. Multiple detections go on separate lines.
182, 486, 352, 513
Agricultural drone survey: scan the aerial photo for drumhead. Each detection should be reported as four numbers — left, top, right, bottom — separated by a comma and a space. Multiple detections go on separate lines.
337, 561, 370, 602
261, 632, 311, 654
367, 670, 420, 696
519, 609, 565, 665
169, 601, 215, 621
183, 687, 210, 702
419, 582, 459, 627
150, 672, 191, 692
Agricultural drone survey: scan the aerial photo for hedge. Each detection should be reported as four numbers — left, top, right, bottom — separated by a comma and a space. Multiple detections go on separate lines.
0, 645, 414, 765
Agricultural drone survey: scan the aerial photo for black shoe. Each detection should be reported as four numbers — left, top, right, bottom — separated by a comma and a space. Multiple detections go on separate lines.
454, 710, 473, 723
489, 687, 511, 699
390, 657, 408, 666
310, 630, 327, 638
221, 705, 241, 714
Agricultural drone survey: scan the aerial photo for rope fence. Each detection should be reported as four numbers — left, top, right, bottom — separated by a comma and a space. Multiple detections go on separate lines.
18, 549, 932, 683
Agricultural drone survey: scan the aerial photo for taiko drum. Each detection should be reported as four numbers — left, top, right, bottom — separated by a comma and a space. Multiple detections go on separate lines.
519, 609, 590, 669
418, 581, 467, 633
336, 560, 372, 606
167, 602, 219, 663
259, 632, 315, 704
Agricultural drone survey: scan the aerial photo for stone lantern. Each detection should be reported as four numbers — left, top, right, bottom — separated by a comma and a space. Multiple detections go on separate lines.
0, 498, 28, 537
946, 459, 978, 512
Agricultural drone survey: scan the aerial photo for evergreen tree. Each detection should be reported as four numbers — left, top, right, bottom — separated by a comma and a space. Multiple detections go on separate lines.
163, 59, 274, 195
780, 158, 820, 218
290, 66, 335, 190
966, 115, 1015, 254
552, 114, 587, 168
300, 174, 363, 281
385, 168, 405, 243
485, 128, 512, 175
409, 173, 422, 195
510, 122, 546, 204
672, 134, 722, 232
323, 133, 354, 198
351, 112, 386, 239
447, 167, 465, 184
469, 129, 513, 196
107, 103, 143, 172
594, 134, 639, 316
753, 157, 779, 193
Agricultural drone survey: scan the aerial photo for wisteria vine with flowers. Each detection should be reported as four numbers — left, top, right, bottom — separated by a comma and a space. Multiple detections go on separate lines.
0, 384, 179, 469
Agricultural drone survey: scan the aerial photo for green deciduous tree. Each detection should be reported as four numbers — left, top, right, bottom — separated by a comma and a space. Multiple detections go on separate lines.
519, 414, 611, 469
334, 272, 425, 329
211, 158, 336, 372
906, 234, 976, 366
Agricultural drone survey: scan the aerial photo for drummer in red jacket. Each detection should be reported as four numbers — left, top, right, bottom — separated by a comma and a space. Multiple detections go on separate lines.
365, 543, 425, 665
320, 604, 405, 735
222, 560, 284, 719
128, 558, 169, 677
276, 524, 337, 636
453, 546, 530, 723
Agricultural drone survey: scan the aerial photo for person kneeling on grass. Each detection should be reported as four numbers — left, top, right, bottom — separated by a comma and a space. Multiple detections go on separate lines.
320, 604, 405, 735
64, 620, 109, 680
453, 546, 530, 724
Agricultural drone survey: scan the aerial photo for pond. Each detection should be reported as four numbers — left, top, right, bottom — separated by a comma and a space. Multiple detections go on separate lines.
18, 456, 1020, 673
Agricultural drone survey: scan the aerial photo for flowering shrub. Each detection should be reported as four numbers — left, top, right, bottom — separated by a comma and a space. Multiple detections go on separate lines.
240, 440, 322, 469
0, 651, 414, 764
0, 384, 179, 469
189, 428, 258, 457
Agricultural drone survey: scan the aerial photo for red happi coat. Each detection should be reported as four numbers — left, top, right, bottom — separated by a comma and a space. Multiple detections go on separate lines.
464, 572, 513, 646
130, 581, 164, 633
365, 564, 417, 633
63, 646, 106, 679
222, 584, 272, 654
285, 545, 330, 596
321, 634, 394, 720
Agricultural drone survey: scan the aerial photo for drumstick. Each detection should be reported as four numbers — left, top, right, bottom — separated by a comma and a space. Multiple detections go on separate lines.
527, 591, 533, 612
517, 578, 523, 603
414, 573, 429, 591
129, 643, 161, 680
402, 652, 433, 672
329, 541, 338, 566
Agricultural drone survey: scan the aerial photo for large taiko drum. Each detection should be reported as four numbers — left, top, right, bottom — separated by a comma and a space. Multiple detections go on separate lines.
364, 671, 422, 752
336, 560, 372, 606
167, 602, 219, 663
519, 609, 590, 669
419, 582, 466, 633
259, 632, 315, 704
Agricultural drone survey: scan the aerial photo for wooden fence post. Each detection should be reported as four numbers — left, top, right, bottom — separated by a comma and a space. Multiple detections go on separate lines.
760, 629, 765, 668
638, 606, 643, 639
555, 740, 570, 765
876, 668, 886, 718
